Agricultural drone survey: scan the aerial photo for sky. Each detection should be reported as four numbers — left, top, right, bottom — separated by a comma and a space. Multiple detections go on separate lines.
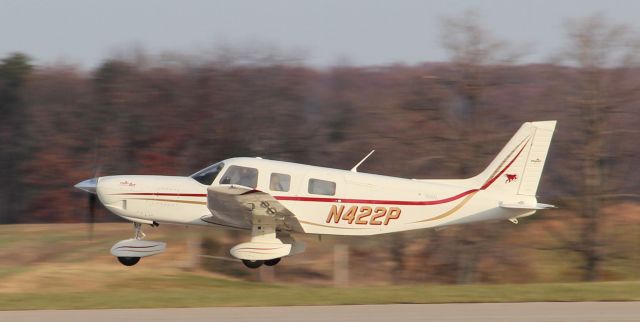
1, 0, 640, 67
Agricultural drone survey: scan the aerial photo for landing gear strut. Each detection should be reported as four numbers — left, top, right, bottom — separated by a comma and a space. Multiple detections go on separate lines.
115, 223, 145, 266
111, 222, 167, 267
231, 214, 303, 269
134, 222, 145, 240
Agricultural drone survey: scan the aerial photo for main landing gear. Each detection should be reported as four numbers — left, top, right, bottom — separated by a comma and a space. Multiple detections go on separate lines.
231, 215, 303, 269
264, 258, 281, 266
241, 257, 282, 269
110, 222, 166, 267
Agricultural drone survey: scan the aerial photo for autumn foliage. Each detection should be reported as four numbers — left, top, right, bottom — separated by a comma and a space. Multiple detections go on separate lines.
1, 14, 639, 282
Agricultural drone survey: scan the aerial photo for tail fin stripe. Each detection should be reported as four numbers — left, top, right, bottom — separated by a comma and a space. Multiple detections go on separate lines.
482, 137, 530, 183
480, 137, 531, 190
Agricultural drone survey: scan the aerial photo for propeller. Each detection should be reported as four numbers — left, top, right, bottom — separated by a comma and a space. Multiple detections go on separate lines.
75, 177, 99, 240
88, 193, 97, 240
75, 138, 101, 240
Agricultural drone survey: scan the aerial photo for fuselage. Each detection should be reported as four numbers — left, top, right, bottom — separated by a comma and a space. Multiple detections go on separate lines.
74, 121, 557, 268
94, 157, 536, 236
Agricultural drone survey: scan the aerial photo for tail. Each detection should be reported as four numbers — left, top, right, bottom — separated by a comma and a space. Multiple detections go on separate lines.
470, 120, 557, 196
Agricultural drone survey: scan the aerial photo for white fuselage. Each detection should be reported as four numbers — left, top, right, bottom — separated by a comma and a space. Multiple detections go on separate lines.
95, 157, 536, 236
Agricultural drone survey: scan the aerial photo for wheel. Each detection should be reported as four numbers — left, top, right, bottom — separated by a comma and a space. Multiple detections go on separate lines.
242, 259, 264, 269
264, 258, 281, 266
117, 256, 140, 266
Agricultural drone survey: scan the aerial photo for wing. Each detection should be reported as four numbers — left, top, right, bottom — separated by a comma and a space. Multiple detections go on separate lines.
204, 184, 303, 232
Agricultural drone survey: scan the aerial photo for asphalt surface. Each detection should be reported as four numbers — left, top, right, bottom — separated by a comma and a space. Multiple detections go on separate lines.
2, 302, 640, 322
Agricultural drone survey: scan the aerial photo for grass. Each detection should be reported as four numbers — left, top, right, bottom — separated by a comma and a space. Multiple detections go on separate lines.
0, 277, 639, 310
0, 223, 639, 310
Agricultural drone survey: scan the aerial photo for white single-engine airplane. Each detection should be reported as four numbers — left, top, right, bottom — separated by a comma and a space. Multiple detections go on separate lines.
75, 121, 556, 269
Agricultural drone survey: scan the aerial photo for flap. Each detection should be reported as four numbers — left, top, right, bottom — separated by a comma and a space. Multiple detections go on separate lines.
206, 184, 302, 232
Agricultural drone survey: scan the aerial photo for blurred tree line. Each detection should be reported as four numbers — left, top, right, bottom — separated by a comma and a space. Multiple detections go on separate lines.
0, 13, 639, 283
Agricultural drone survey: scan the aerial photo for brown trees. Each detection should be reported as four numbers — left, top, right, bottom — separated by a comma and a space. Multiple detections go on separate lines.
429, 11, 524, 284
0, 53, 33, 223
549, 14, 640, 281
0, 28, 639, 284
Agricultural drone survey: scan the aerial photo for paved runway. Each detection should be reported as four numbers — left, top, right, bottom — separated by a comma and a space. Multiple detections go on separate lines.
2, 302, 639, 322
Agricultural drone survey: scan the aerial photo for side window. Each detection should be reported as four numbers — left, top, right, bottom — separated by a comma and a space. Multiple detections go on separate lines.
219, 165, 258, 188
308, 178, 336, 196
270, 173, 291, 192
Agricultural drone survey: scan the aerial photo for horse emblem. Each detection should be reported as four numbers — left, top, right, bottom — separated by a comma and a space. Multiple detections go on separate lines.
505, 174, 517, 183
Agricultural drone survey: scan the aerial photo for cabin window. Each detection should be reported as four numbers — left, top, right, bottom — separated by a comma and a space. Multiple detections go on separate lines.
270, 173, 291, 192
190, 162, 224, 185
308, 178, 336, 196
219, 165, 258, 188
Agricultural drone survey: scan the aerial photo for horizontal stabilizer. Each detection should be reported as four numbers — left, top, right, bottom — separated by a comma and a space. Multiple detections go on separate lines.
500, 202, 556, 210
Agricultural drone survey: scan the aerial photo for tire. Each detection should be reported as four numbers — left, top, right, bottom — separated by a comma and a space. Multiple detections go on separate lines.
117, 256, 140, 266
242, 259, 264, 269
264, 258, 281, 266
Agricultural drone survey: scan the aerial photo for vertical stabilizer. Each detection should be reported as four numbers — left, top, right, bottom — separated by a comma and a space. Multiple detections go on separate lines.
471, 121, 557, 196
516, 121, 556, 196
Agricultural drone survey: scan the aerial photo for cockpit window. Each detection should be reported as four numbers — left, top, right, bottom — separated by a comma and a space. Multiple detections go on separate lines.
190, 162, 224, 185
219, 165, 258, 188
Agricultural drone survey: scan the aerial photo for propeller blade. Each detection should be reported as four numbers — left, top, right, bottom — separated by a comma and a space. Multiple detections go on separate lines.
88, 193, 97, 240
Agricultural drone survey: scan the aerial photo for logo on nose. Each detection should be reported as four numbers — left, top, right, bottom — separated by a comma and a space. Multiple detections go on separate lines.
120, 180, 136, 187
505, 174, 517, 183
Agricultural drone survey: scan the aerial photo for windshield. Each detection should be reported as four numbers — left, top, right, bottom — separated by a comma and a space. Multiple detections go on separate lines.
190, 162, 224, 185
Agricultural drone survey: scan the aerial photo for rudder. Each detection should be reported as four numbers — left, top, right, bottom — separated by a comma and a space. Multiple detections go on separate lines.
516, 121, 556, 196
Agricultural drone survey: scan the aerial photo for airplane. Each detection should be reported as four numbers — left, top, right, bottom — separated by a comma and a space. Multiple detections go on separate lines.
75, 121, 557, 269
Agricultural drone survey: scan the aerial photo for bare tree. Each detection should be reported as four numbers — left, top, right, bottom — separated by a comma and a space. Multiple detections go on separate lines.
434, 11, 524, 283
549, 14, 640, 281
0, 53, 33, 223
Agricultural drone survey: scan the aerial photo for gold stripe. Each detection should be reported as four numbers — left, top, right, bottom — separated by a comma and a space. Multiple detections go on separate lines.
134, 198, 207, 205
414, 191, 478, 223
298, 220, 375, 230
482, 136, 530, 186
414, 136, 531, 224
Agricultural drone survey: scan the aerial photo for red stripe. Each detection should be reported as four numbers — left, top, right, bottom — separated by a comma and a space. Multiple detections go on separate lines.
480, 138, 530, 190
114, 245, 160, 249
113, 140, 528, 207
274, 189, 478, 206
275, 138, 529, 206
115, 193, 207, 197
120, 250, 159, 253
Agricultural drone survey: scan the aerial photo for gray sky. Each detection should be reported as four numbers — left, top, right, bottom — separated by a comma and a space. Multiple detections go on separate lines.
1, 0, 639, 67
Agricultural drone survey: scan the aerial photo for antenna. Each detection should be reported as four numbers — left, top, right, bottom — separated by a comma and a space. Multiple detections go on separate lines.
350, 150, 375, 172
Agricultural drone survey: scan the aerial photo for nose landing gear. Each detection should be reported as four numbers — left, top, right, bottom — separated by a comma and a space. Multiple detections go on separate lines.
117, 256, 141, 266
133, 222, 145, 240
111, 222, 166, 267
